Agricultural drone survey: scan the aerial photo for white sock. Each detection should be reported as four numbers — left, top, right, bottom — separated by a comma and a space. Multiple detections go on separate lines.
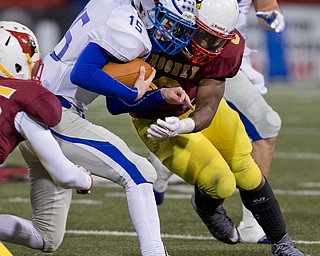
126, 183, 164, 256
0, 214, 44, 249
241, 205, 259, 226
148, 152, 173, 193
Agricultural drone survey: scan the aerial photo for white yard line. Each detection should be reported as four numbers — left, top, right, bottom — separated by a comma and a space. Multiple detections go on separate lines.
65, 230, 320, 245
275, 152, 320, 160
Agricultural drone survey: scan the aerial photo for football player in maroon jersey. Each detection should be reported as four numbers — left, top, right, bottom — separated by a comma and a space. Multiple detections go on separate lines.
107, 0, 308, 255
0, 21, 92, 250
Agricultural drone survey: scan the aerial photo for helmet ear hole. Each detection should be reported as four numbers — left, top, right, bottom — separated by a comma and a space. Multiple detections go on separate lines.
15, 63, 22, 73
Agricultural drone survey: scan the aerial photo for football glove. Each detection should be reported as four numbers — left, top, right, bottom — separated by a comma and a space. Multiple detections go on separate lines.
148, 117, 180, 140
256, 10, 285, 33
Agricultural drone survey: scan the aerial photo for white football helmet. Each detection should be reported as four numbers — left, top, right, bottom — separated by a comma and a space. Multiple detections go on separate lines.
0, 21, 43, 81
183, 0, 239, 65
133, 0, 198, 55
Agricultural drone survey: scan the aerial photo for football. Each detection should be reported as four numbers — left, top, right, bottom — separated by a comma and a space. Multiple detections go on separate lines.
102, 58, 153, 87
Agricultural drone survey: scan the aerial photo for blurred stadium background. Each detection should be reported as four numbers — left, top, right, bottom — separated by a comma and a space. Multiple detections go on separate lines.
0, 0, 319, 255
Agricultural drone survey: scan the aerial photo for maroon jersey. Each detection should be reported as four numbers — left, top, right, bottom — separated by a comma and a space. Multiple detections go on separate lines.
0, 77, 62, 163
131, 30, 245, 120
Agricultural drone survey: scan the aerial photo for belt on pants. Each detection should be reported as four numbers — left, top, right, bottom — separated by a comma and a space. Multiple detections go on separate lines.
57, 96, 72, 109
57, 96, 85, 118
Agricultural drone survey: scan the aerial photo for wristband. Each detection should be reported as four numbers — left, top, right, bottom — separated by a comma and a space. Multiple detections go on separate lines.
179, 118, 195, 134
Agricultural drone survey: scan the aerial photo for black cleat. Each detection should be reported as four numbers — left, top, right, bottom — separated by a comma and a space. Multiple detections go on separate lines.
191, 193, 240, 244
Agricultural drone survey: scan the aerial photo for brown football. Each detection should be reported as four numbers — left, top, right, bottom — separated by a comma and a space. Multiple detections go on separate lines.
102, 58, 153, 87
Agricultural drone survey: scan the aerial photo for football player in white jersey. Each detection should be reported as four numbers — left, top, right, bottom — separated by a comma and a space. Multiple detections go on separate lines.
18, 0, 197, 255
151, 0, 286, 244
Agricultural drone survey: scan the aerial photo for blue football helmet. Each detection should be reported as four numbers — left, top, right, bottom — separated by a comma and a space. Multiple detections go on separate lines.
134, 0, 198, 55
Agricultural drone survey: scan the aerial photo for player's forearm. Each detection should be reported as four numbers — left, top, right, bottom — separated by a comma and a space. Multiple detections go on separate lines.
106, 89, 164, 115
70, 42, 138, 102
253, 0, 281, 12
189, 105, 218, 132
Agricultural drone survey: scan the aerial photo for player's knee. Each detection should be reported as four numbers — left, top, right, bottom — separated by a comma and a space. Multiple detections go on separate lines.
204, 174, 236, 199
216, 175, 236, 198
267, 110, 281, 134
41, 230, 65, 253
136, 157, 158, 183
235, 163, 262, 191
260, 110, 282, 138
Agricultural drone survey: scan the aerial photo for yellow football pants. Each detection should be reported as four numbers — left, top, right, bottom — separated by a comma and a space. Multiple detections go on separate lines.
131, 99, 262, 199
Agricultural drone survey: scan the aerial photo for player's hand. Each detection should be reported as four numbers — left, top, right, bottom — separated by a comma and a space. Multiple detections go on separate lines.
147, 117, 180, 140
160, 87, 195, 111
134, 66, 156, 101
76, 165, 93, 195
256, 10, 285, 33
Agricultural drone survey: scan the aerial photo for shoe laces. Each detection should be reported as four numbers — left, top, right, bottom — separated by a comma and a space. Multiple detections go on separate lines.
273, 239, 306, 256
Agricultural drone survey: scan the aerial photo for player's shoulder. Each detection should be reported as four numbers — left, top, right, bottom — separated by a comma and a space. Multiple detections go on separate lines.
0, 77, 36, 92
202, 29, 244, 79
220, 29, 245, 59
95, 0, 152, 62
0, 77, 51, 99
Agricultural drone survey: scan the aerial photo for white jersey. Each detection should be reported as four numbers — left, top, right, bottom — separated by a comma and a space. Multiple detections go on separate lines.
236, 0, 253, 56
235, 0, 267, 94
236, 0, 252, 41
42, 0, 152, 111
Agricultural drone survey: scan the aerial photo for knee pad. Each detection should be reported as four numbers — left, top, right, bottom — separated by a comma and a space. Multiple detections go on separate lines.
233, 154, 262, 191
201, 173, 236, 199
259, 109, 282, 139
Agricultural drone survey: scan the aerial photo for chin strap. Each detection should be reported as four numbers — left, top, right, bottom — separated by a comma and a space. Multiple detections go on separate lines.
0, 64, 13, 78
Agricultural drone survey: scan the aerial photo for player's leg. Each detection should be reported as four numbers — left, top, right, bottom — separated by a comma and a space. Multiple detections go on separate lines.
240, 178, 308, 255
132, 116, 240, 244
206, 100, 307, 255
148, 152, 173, 205
50, 107, 165, 256
7, 140, 72, 252
225, 70, 281, 176
224, 70, 281, 243
0, 215, 44, 249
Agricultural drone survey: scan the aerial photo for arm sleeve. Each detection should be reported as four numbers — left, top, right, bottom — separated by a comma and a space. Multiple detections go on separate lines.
70, 42, 138, 103
106, 89, 165, 115
14, 112, 91, 190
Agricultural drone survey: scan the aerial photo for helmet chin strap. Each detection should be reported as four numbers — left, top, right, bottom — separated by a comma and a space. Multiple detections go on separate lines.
0, 64, 14, 78
26, 53, 33, 76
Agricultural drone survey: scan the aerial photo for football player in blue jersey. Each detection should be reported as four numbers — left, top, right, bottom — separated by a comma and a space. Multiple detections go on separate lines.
18, 0, 197, 255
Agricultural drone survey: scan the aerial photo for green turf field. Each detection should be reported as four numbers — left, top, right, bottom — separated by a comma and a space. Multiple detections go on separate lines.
1, 82, 320, 255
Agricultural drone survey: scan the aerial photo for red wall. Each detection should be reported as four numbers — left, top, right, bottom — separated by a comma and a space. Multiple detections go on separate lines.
0, 0, 69, 8
279, 0, 320, 3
